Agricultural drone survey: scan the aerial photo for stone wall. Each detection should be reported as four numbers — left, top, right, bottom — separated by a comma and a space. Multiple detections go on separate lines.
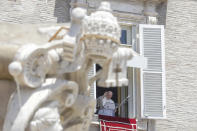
155, 0, 197, 131
0, 0, 70, 24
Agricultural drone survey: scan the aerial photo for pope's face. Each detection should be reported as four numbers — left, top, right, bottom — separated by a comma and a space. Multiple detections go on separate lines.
106, 92, 112, 99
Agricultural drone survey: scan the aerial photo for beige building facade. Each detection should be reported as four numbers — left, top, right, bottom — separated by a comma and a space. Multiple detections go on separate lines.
156, 0, 197, 131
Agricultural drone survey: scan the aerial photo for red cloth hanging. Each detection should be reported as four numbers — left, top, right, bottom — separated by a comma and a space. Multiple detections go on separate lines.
99, 115, 137, 131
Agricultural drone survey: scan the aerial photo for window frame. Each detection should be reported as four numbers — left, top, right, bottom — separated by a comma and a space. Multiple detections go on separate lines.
91, 24, 138, 120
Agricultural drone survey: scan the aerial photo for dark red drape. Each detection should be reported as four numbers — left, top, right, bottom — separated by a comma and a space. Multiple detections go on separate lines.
99, 115, 137, 131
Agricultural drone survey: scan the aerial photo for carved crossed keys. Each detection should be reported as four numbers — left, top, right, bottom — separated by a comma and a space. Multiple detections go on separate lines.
4, 2, 140, 131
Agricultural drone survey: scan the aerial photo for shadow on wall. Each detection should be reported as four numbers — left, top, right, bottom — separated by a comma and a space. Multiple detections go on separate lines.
0, 80, 16, 131
54, 0, 71, 23
156, 1, 167, 25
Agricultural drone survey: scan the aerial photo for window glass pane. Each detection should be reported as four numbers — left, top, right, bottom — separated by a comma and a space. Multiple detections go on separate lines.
120, 30, 127, 44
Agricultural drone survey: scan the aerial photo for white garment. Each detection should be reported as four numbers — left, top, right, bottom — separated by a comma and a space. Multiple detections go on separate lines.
98, 97, 115, 116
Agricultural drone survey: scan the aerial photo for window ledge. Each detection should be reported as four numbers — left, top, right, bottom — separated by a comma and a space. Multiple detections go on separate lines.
120, 44, 132, 48
91, 114, 99, 125
91, 121, 100, 125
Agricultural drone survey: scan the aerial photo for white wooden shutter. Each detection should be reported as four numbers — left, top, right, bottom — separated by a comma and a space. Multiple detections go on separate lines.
88, 64, 96, 99
139, 24, 166, 119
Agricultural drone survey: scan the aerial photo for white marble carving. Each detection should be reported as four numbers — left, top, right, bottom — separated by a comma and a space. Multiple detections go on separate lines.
3, 1, 146, 131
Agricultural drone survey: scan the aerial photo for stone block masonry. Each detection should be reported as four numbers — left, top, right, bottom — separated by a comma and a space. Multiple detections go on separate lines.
0, 0, 71, 24
155, 0, 197, 131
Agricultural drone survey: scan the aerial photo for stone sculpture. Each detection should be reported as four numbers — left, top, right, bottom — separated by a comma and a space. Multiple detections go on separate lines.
3, 2, 144, 131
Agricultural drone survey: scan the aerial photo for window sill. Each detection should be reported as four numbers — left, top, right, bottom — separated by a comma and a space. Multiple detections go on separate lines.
91, 121, 100, 125
120, 44, 132, 48
91, 114, 100, 125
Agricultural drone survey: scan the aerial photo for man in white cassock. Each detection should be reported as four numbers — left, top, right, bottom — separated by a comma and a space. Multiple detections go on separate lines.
97, 91, 115, 117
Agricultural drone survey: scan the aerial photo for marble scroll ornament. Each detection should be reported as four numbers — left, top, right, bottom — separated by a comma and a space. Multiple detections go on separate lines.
3, 2, 145, 131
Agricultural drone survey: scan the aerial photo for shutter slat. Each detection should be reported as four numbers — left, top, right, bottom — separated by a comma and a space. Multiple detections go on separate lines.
140, 24, 166, 119
88, 64, 96, 99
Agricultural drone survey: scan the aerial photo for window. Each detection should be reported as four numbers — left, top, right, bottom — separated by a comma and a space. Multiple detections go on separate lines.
119, 26, 134, 118
120, 30, 127, 44
91, 25, 135, 118
95, 64, 119, 116
89, 24, 166, 120
120, 26, 132, 46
